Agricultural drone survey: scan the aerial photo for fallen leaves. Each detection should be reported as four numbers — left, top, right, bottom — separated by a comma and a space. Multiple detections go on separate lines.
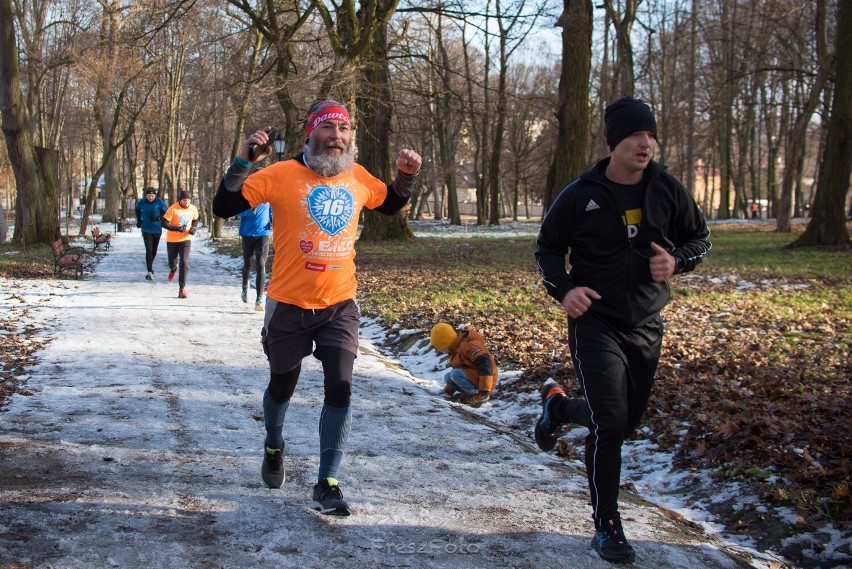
0, 303, 44, 409
356, 238, 852, 531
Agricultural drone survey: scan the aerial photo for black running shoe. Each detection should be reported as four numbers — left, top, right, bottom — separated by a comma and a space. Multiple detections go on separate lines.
591, 518, 636, 563
312, 477, 350, 516
260, 443, 285, 488
534, 383, 567, 451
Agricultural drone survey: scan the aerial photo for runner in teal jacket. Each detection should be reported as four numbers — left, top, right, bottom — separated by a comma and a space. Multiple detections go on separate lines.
135, 187, 168, 280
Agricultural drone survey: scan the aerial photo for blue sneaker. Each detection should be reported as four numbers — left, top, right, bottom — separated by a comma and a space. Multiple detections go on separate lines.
241, 287, 248, 303
534, 383, 567, 451
592, 518, 636, 563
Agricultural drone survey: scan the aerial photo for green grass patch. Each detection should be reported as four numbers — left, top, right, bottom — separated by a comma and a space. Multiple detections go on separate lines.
355, 227, 852, 321
701, 222, 852, 279
206, 236, 243, 258
0, 242, 56, 279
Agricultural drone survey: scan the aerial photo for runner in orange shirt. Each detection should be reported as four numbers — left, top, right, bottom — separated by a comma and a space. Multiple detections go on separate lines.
213, 100, 421, 515
162, 191, 199, 299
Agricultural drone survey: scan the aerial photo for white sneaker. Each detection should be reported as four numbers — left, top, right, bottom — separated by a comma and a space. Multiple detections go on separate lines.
145, 272, 153, 281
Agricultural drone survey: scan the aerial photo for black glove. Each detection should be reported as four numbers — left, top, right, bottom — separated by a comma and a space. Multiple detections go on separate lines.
188, 227, 196, 235
179, 225, 187, 232
136, 221, 142, 228
161, 219, 182, 231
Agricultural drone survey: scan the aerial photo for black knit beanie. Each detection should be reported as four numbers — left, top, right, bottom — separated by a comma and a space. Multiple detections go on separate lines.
604, 96, 657, 150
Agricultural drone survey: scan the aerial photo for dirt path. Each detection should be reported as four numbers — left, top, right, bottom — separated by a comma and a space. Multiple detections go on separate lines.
0, 230, 756, 568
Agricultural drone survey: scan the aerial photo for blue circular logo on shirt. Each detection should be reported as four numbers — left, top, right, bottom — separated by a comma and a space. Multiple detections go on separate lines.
307, 186, 354, 236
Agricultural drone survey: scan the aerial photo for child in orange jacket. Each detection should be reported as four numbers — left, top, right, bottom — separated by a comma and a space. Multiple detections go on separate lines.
429, 322, 498, 407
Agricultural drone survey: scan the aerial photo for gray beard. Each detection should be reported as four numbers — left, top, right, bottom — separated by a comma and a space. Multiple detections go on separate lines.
304, 138, 355, 178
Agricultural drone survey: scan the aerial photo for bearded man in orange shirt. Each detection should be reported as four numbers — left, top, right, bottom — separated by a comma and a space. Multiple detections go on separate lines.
213, 100, 420, 516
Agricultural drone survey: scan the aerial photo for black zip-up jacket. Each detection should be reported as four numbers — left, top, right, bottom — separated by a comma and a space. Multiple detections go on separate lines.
535, 158, 711, 328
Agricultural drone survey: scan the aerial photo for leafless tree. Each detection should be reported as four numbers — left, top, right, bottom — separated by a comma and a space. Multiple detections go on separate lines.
776, 0, 831, 232
505, 63, 552, 220
789, 0, 851, 248
543, 0, 592, 211
602, 0, 640, 97
0, 0, 66, 246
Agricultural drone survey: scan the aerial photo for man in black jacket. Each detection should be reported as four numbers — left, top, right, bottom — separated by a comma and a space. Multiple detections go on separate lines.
533, 96, 711, 563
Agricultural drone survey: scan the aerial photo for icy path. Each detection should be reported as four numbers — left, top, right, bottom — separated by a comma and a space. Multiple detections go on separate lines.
0, 229, 751, 568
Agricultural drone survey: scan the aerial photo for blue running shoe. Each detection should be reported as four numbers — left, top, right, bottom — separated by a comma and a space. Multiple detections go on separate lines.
592, 518, 636, 563
534, 382, 567, 451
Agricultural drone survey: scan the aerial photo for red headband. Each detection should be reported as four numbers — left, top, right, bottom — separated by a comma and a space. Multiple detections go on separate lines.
305, 101, 351, 138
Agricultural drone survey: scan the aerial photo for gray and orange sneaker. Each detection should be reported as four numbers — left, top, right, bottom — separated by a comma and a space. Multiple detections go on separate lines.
534, 382, 567, 451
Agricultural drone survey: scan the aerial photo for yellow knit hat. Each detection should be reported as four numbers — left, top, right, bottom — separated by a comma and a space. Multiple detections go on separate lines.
430, 323, 457, 351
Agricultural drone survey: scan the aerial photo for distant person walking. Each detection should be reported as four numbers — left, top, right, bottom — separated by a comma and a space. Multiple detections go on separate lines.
135, 187, 168, 280
162, 191, 199, 299
534, 96, 711, 563
750, 201, 759, 219
238, 203, 272, 310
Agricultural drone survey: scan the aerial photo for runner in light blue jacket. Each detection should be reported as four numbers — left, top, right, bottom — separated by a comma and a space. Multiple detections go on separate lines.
238, 202, 272, 309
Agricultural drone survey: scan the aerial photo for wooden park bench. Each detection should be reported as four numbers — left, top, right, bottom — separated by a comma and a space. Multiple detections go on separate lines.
91, 227, 112, 250
52, 239, 85, 278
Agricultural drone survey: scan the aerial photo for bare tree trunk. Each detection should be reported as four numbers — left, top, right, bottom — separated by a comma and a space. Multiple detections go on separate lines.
603, 0, 638, 95
487, 1, 508, 225
435, 11, 461, 225
427, 22, 443, 221
716, 0, 735, 219
0, 0, 59, 247
544, 0, 592, 212
476, 5, 492, 226
789, 0, 852, 247
777, 0, 830, 232
763, 81, 787, 219
358, 0, 413, 241
734, 86, 757, 217
226, 0, 316, 154
685, 0, 698, 197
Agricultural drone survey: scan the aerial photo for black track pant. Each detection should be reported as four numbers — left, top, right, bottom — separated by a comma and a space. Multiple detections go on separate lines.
241, 235, 269, 296
142, 232, 161, 273
566, 312, 663, 522
166, 241, 191, 288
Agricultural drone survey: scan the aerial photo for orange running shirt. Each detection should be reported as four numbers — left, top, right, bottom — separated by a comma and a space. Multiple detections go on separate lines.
163, 203, 199, 243
241, 160, 387, 309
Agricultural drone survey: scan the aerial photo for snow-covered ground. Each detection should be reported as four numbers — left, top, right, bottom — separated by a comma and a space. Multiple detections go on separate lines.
0, 225, 824, 568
